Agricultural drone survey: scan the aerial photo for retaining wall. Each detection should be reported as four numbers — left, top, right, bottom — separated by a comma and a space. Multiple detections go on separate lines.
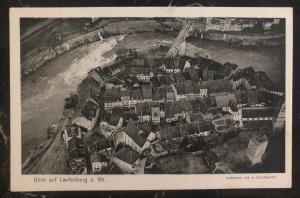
202, 33, 285, 46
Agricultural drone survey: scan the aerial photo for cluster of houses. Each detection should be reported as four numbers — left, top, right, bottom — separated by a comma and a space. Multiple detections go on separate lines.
205, 18, 282, 32
61, 55, 285, 174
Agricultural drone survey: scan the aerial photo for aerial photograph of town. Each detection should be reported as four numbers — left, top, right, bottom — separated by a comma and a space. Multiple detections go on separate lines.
20, 17, 286, 175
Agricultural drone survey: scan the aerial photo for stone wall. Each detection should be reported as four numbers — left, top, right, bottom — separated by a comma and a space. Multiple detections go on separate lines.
202, 33, 285, 46
21, 29, 102, 76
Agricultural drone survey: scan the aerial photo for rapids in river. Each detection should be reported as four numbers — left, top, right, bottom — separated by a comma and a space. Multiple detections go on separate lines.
21, 35, 125, 161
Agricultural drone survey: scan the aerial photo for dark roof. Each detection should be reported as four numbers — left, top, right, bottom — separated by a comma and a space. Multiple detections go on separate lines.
130, 89, 143, 100
242, 107, 276, 118
102, 63, 124, 77
190, 112, 205, 122
165, 101, 193, 118
124, 120, 146, 147
243, 120, 273, 129
101, 66, 113, 76
77, 77, 101, 111
230, 67, 256, 82
236, 90, 259, 104
160, 126, 182, 139
150, 76, 161, 87
120, 88, 130, 97
110, 108, 123, 125
158, 75, 171, 85
106, 77, 124, 86
129, 67, 157, 75
187, 120, 214, 134
258, 91, 283, 106
123, 112, 139, 122
128, 58, 146, 67
165, 73, 176, 84
94, 134, 111, 150
188, 68, 201, 82
199, 79, 232, 94
141, 85, 153, 99
176, 80, 200, 95
115, 146, 140, 165
135, 103, 151, 115
202, 68, 215, 81
152, 85, 173, 101
68, 137, 79, 157
173, 73, 185, 83
247, 90, 259, 105
181, 72, 191, 81
176, 80, 194, 95
247, 72, 275, 90
105, 87, 121, 102
155, 57, 179, 69
191, 99, 208, 113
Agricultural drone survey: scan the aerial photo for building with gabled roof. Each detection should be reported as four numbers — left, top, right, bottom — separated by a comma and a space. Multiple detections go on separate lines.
164, 101, 193, 122
241, 107, 276, 129
199, 79, 232, 96
141, 85, 153, 102
128, 67, 157, 82
120, 87, 130, 107
186, 68, 201, 82
135, 103, 152, 123
176, 80, 194, 95
114, 120, 147, 153
159, 59, 181, 74
159, 119, 214, 142
174, 80, 203, 100
129, 89, 143, 106
104, 87, 122, 110
113, 146, 146, 174
124, 120, 147, 148
242, 107, 276, 119
152, 85, 174, 102
172, 73, 185, 84
246, 135, 268, 165
236, 90, 261, 106
214, 93, 237, 107
160, 126, 182, 141
77, 71, 103, 119
151, 106, 161, 124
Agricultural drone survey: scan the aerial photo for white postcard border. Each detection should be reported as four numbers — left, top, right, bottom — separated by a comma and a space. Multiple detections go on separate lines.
10, 7, 293, 191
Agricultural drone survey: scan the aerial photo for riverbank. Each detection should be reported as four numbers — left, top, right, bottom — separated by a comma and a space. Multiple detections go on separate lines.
21, 19, 171, 77
199, 32, 285, 47
21, 19, 285, 77
22, 117, 69, 174
21, 36, 125, 162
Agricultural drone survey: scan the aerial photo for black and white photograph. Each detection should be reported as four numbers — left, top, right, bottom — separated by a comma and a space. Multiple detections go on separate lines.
10, 7, 292, 191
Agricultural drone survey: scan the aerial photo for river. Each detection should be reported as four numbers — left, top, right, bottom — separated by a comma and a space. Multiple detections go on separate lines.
21, 33, 285, 162
191, 39, 285, 86
21, 35, 124, 161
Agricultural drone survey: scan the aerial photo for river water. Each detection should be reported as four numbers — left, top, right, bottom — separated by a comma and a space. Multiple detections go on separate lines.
192, 39, 285, 86
21, 36, 124, 161
21, 33, 285, 162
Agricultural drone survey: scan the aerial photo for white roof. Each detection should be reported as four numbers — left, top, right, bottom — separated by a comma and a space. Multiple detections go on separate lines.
72, 117, 92, 129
